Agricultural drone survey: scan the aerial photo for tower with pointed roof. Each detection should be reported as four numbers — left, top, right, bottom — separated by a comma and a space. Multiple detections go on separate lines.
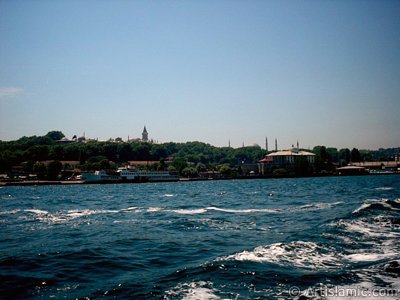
142, 126, 148, 142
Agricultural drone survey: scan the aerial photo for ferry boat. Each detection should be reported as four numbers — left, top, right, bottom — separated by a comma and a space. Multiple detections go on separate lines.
117, 168, 179, 182
80, 169, 179, 183
81, 170, 121, 183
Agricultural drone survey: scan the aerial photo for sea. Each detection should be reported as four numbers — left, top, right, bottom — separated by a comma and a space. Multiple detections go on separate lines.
1, 175, 400, 299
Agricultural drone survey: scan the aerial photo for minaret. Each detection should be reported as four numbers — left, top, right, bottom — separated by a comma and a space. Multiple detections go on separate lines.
142, 126, 148, 142
228, 139, 231, 148
265, 137, 268, 152
297, 140, 299, 150
275, 138, 278, 152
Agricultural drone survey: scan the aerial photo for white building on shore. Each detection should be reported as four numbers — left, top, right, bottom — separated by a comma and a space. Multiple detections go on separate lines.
259, 147, 315, 175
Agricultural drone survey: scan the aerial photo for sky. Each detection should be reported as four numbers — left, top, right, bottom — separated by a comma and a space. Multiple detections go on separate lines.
0, 0, 399, 150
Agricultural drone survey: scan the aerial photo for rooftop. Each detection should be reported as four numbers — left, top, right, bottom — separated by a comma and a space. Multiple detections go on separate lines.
266, 149, 315, 157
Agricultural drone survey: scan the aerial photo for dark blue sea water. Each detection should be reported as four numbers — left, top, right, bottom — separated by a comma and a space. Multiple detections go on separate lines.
1, 175, 400, 299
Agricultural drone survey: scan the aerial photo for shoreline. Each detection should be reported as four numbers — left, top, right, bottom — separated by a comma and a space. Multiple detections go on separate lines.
0, 172, 398, 187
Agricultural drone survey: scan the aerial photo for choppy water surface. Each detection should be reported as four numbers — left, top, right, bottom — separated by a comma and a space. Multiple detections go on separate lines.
1, 175, 400, 299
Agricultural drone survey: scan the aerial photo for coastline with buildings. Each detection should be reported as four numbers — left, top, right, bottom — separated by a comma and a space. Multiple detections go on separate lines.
0, 128, 399, 186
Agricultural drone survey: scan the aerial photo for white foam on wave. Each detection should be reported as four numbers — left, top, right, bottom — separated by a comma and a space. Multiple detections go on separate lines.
24, 209, 64, 223
337, 219, 400, 238
206, 206, 281, 213
169, 208, 208, 215
165, 281, 222, 300
353, 199, 400, 214
221, 241, 342, 269
19, 208, 122, 223
147, 207, 162, 212
162, 194, 176, 197
375, 187, 394, 191
0, 209, 21, 215
120, 206, 141, 212
66, 209, 119, 218
142, 206, 281, 215
346, 252, 397, 262
25, 209, 49, 215
294, 201, 344, 211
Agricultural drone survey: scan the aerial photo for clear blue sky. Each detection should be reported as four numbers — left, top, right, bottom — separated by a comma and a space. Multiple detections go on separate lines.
1, 0, 399, 150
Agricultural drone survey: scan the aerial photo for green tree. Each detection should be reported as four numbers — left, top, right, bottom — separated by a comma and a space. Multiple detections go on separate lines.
47, 160, 62, 180
326, 148, 338, 163
0, 150, 21, 172
351, 148, 361, 162
172, 158, 188, 174
181, 167, 198, 178
22, 160, 35, 173
46, 131, 65, 141
167, 165, 177, 173
218, 165, 232, 177
295, 156, 310, 176
49, 145, 64, 160
25, 145, 49, 161
99, 159, 111, 170
313, 146, 327, 172
196, 163, 207, 172
33, 162, 47, 179
339, 148, 351, 165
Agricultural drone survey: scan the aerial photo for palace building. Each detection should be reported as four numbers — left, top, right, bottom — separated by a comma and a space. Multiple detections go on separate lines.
259, 147, 315, 175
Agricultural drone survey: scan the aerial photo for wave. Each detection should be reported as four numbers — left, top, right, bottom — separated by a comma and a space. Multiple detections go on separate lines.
0, 209, 21, 215
206, 206, 281, 213
1, 199, 343, 222
353, 199, 400, 214
65, 209, 120, 218
16, 208, 122, 224
220, 241, 343, 269
169, 209, 208, 215
345, 252, 398, 262
120, 207, 141, 212
145, 206, 282, 215
162, 194, 176, 198
164, 281, 222, 300
375, 187, 394, 191
147, 207, 162, 212
336, 218, 400, 239
292, 201, 344, 212
25, 209, 49, 215
2, 205, 281, 222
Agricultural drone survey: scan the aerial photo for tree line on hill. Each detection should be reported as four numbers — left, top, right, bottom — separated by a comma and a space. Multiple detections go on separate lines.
0, 131, 398, 179
0, 131, 265, 178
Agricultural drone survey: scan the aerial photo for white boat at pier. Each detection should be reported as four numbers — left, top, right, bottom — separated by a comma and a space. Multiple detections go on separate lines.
81, 168, 179, 183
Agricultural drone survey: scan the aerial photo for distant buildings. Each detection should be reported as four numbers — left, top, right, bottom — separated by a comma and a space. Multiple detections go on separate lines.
259, 147, 315, 175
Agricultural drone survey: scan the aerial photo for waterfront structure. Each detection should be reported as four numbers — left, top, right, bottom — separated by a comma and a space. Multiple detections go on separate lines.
350, 161, 400, 173
259, 147, 315, 175
142, 126, 148, 142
